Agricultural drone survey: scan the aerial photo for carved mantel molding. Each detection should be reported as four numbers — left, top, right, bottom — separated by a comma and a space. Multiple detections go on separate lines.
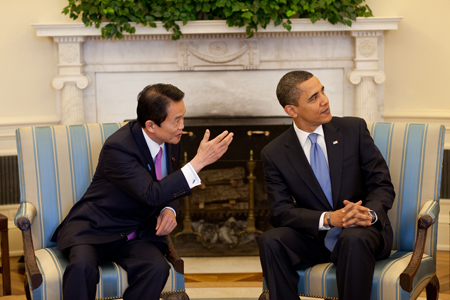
32, 17, 402, 125
32, 18, 402, 37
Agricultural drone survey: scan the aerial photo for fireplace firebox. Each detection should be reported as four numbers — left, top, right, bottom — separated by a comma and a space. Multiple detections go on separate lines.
171, 117, 292, 256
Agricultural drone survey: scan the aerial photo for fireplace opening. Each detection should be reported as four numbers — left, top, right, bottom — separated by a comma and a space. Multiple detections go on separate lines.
171, 117, 291, 256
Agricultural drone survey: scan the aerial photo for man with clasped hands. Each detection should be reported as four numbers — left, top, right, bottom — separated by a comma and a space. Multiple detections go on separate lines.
258, 70, 395, 300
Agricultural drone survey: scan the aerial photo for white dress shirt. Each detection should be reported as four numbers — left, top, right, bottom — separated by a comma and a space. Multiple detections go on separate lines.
142, 129, 202, 215
292, 123, 377, 229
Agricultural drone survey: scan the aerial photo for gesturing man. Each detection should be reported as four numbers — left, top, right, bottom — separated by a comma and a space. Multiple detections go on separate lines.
258, 71, 395, 300
52, 83, 234, 300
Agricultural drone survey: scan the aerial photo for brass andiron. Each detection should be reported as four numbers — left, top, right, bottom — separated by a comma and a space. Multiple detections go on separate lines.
172, 152, 211, 249
230, 149, 263, 249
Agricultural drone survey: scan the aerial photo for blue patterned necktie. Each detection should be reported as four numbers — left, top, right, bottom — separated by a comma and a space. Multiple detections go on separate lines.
309, 133, 332, 206
308, 133, 340, 251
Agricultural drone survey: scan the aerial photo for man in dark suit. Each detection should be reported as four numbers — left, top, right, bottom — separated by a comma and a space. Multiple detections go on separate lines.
52, 83, 234, 300
258, 71, 395, 300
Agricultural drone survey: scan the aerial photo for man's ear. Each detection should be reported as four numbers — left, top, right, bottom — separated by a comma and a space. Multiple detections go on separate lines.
145, 120, 157, 133
284, 105, 298, 118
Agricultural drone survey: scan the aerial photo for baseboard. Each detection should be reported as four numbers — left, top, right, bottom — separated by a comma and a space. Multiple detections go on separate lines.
438, 199, 450, 251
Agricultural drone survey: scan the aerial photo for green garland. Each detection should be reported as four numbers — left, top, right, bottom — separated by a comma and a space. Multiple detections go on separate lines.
63, 0, 373, 40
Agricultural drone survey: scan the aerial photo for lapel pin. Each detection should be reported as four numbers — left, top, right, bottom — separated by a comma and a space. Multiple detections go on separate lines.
333, 140, 338, 145
172, 157, 175, 162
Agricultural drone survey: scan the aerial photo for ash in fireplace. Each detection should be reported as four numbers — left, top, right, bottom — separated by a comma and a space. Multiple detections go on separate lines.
191, 217, 258, 245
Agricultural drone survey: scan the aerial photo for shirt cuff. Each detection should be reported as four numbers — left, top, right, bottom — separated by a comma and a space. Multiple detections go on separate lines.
181, 163, 202, 189
319, 211, 331, 230
160, 206, 176, 217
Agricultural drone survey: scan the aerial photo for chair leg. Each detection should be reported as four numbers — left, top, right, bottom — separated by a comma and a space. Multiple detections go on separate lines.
258, 290, 269, 300
24, 275, 32, 300
425, 274, 440, 300
160, 290, 190, 300
0, 215, 11, 295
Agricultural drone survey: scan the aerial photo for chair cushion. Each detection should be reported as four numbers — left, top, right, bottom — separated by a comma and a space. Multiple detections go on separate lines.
27, 247, 185, 300
295, 251, 436, 300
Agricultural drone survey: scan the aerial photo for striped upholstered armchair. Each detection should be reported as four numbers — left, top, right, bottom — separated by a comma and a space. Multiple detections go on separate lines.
259, 122, 445, 300
14, 123, 189, 300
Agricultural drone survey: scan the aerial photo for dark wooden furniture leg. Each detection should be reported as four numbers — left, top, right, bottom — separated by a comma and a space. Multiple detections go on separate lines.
0, 213, 11, 295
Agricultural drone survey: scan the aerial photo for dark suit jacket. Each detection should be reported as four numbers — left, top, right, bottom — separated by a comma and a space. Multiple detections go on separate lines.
52, 121, 191, 250
261, 117, 395, 258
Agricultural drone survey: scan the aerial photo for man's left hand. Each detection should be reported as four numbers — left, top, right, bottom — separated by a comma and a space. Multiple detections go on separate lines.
156, 209, 177, 236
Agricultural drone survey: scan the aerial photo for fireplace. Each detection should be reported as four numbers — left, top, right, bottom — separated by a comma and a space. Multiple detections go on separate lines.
31, 17, 402, 126
29, 18, 404, 255
171, 117, 291, 256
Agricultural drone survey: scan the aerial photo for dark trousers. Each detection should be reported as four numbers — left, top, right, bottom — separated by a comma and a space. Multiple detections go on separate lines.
258, 226, 385, 300
63, 238, 169, 300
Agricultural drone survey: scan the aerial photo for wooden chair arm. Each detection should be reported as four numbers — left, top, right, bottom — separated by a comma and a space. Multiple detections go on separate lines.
166, 235, 184, 274
16, 216, 43, 291
399, 215, 433, 292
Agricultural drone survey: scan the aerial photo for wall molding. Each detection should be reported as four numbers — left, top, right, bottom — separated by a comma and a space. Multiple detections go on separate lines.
383, 110, 450, 149
0, 117, 60, 156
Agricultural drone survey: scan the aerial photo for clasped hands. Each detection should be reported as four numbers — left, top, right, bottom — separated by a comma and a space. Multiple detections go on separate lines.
327, 200, 373, 228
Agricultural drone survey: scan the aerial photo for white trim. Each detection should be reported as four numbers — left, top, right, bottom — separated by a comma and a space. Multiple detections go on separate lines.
32, 17, 403, 37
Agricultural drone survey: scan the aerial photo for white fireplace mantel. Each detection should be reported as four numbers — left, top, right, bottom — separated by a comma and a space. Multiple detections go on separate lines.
32, 17, 402, 125
33, 17, 401, 36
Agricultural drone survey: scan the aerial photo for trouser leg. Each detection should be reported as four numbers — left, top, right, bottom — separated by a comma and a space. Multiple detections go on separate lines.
112, 240, 170, 300
331, 226, 383, 300
63, 244, 101, 300
258, 227, 331, 300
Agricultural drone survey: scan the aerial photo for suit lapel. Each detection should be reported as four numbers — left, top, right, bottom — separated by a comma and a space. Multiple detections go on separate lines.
284, 126, 332, 210
323, 121, 343, 209
165, 144, 179, 175
131, 122, 157, 179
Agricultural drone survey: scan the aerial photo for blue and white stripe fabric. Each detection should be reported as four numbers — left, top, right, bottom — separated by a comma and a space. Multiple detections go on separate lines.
262, 122, 445, 300
14, 123, 186, 300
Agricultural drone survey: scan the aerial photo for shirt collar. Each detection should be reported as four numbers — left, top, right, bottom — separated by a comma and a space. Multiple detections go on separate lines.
141, 128, 164, 160
292, 122, 324, 148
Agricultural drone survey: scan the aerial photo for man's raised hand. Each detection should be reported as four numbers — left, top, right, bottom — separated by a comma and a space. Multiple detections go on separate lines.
190, 129, 234, 173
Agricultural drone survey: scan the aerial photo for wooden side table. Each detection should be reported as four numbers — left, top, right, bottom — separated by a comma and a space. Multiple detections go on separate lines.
0, 213, 11, 295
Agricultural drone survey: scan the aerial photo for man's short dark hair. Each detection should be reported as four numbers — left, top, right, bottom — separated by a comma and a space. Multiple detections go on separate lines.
137, 83, 185, 127
276, 70, 314, 107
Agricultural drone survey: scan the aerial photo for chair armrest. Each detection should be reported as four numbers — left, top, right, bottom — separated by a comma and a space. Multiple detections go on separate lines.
399, 213, 434, 292
418, 200, 440, 224
166, 235, 184, 274
16, 216, 43, 291
14, 202, 37, 227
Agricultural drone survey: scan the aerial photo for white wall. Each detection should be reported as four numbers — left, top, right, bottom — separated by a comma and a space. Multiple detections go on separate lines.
365, 0, 450, 123
2, 1, 450, 154
0, 0, 74, 155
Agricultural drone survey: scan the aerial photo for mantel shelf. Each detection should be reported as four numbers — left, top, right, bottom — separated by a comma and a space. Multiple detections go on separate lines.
32, 17, 402, 37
